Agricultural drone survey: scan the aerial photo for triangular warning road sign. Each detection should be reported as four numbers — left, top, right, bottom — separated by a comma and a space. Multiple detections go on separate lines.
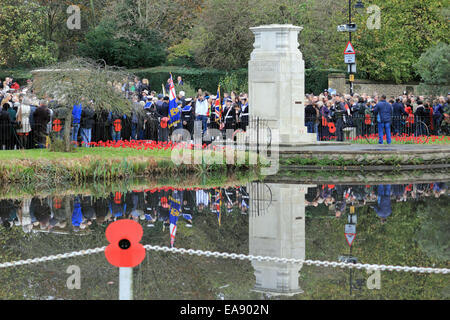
345, 233, 356, 247
344, 41, 356, 54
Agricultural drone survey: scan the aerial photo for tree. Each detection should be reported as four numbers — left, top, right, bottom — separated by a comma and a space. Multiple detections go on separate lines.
414, 42, 450, 96
190, 0, 270, 70
0, 0, 58, 68
35, 0, 100, 61
189, 0, 346, 70
78, 19, 166, 68
351, 0, 449, 83
100, 0, 204, 47
32, 58, 134, 151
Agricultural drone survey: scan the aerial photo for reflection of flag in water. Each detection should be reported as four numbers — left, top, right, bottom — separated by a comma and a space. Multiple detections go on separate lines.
72, 197, 82, 227
168, 74, 181, 129
169, 191, 182, 247
213, 189, 222, 226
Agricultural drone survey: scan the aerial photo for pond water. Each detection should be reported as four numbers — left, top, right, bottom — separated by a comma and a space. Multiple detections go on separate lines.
0, 179, 449, 300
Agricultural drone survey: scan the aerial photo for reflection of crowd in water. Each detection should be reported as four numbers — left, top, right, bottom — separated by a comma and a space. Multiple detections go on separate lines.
2, 182, 447, 232
305, 182, 448, 223
0, 186, 250, 233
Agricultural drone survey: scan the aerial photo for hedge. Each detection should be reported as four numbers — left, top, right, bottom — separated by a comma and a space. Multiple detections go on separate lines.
1, 66, 343, 96
130, 66, 247, 94
305, 68, 344, 95
0, 69, 32, 86
130, 66, 343, 96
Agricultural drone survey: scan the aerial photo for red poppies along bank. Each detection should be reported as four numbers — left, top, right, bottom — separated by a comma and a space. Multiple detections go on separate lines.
74, 140, 230, 151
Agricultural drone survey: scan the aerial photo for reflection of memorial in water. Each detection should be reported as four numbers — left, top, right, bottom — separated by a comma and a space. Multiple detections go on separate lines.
248, 182, 314, 296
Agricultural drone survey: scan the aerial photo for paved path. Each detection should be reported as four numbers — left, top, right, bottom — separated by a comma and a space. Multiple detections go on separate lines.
279, 143, 450, 155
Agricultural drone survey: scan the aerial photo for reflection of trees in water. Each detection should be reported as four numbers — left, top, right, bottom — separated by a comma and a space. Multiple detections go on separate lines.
416, 198, 450, 262
303, 196, 450, 299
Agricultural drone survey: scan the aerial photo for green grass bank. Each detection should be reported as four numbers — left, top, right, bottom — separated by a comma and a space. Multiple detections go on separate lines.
0, 148, 256, 186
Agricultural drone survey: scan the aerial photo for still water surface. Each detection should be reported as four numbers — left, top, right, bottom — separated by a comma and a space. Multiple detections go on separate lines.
0, 180, 448, 299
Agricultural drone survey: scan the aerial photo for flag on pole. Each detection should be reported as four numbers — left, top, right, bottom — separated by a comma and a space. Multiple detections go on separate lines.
168, 74, 181, 129
214, 86, 221, 123
162, 83, 166, 97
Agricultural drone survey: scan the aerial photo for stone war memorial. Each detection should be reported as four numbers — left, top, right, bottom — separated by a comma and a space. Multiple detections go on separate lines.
249, 24, 316, 146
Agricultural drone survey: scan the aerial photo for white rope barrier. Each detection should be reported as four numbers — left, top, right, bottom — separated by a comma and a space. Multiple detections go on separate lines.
1, 244, 449, 275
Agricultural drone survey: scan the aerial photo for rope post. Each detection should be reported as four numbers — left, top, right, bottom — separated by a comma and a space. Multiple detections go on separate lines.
105, 220, 146, 301
119, 267, 133, 300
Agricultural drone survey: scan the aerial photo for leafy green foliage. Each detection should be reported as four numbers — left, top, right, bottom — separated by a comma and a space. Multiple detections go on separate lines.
132, 66, 247, 93
416, 198, 450, 261
174, 82, 197, 100
305, 69, 344, 94
219, 72, 248, 94
131, 66, 337, 95
352, 0, 449, 83
2, 0, 448, 87
167, 39, 197, 67
78, 20, 166, 68
0, 0, 58, 68
414, 42, 450, 96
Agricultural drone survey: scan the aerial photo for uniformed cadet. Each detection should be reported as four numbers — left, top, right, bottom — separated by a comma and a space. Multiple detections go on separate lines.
181, 98, 195, 136
239, 96, 249, 131
222, 98, 235, 133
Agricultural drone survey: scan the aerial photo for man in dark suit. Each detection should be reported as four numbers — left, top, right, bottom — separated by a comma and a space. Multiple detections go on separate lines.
33, 100, 51, 148
392, 97, 407, 136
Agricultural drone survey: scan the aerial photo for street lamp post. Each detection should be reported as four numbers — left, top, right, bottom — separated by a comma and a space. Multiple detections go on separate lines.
348, 0, 353, 95
347, 0, 364, 96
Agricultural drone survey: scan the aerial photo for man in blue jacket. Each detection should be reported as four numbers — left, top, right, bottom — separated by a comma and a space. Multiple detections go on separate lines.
72, 100, 83, 146
373, 95, 393, 144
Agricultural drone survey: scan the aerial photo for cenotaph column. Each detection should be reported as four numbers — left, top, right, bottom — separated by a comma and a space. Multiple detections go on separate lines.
248, 24, 316, 145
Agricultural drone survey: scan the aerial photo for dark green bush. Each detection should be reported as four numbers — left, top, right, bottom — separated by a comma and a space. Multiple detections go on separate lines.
0, 69, 32, 85
78, 20, 166, 69
2, 65, 342, 96
131, 67, 247, 94
131, 67, 342, 96
305, 68, 344, 95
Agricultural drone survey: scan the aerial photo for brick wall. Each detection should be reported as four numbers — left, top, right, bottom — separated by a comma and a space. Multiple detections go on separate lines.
328, 73, 421, 96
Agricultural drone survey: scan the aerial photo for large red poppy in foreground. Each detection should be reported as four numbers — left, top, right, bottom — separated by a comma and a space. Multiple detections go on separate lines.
105, 220, 146, 268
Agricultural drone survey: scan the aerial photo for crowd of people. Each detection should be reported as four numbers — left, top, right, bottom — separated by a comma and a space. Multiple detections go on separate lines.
0, 75, 250, 150
305, 90, 450, 143
2, 74, 449, 150
305, 182, 448, 223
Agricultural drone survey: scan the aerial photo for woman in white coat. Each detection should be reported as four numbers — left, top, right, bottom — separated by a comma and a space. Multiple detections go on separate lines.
16, 96, 32, 149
